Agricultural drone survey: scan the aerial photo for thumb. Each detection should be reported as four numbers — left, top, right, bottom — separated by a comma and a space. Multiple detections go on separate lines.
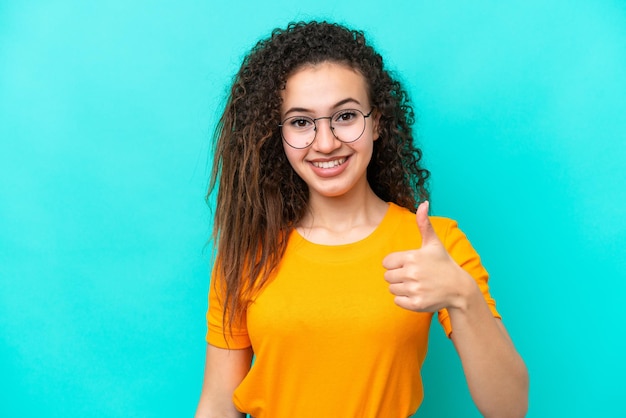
416, 201, 439, 247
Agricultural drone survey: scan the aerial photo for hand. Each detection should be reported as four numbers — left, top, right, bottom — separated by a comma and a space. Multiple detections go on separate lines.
382, 201, 473, 312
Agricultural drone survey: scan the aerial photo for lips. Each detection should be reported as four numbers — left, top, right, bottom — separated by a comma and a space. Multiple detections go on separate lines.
308, 156, 350, 178
311, 158, 347, 169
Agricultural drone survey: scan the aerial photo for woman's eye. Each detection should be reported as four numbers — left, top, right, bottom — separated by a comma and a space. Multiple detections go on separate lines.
290, 118, 312, 128
289, 117, 313, 129
334, 111, 358, 123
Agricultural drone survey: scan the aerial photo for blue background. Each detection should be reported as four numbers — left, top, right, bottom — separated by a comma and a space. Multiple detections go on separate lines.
1, 1, 625, 416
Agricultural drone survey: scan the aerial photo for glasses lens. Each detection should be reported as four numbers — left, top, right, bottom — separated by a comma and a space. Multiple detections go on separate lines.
281, 116, 316, 149
331, 109, 366, 143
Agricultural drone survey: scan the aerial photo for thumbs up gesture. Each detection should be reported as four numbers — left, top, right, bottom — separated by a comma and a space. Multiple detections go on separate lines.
382, 201, 474, 312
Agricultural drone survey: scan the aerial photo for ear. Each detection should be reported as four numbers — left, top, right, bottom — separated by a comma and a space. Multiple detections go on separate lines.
372, 109, 382, 141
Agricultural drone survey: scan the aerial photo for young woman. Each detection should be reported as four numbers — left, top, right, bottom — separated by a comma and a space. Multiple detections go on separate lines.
195, 21, 528, 418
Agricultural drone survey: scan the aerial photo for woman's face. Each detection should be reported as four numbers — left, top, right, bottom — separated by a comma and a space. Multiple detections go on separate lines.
280, 61, 380, 203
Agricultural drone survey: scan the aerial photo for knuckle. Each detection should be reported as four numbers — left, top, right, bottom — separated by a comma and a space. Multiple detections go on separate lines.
407, 281, 420, 294
409, 297, 424, 311
406, 251, 419, 263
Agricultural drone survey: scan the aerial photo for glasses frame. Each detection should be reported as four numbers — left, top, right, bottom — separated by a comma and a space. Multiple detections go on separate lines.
279, 108, 375, 149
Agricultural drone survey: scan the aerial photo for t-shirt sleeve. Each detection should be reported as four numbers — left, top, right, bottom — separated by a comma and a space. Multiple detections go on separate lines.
434, 218, 501, 337
206, 268, 252, 349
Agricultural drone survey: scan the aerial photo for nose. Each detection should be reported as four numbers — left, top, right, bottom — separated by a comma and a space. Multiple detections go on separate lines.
313, 118, 341, 153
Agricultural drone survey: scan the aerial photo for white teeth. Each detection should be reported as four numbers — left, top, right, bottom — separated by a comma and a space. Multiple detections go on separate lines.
312, 158, 346, 169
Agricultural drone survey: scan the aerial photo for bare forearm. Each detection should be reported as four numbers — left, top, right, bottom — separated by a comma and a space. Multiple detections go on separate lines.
449, 288, 529, 418
195, 395, 246, 418
195, 344, 252, 418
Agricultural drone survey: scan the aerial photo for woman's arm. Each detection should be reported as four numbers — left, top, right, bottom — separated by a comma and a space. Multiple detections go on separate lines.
448, 287, 529, 418
383, 201, 528, 417
195, 344, 253, 418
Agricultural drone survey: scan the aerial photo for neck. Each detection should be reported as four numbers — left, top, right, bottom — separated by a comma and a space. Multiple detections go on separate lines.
297, 185, 388, 245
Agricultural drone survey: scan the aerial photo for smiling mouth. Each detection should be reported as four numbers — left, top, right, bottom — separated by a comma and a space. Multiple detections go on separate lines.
311, 158, 347, 169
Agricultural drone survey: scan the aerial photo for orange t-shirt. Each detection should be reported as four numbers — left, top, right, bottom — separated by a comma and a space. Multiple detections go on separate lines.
207, 203, 500, 417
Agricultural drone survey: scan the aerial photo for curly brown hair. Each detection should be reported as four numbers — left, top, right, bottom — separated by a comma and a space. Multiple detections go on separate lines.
209, 21, 430, 335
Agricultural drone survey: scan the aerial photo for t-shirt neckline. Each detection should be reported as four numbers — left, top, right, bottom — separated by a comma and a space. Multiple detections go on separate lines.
287, 202, 404, 263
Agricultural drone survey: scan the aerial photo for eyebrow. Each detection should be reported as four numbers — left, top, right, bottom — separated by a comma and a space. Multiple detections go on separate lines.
283, 98, 362, 116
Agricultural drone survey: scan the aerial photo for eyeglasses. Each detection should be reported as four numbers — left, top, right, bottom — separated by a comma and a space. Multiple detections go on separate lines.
279, 108, 374, 149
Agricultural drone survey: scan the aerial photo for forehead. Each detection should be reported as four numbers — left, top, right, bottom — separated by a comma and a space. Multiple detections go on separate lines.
280, 62, 369, 112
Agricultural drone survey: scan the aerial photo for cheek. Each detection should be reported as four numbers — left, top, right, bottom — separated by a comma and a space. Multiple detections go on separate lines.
282, 143, 304, 171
